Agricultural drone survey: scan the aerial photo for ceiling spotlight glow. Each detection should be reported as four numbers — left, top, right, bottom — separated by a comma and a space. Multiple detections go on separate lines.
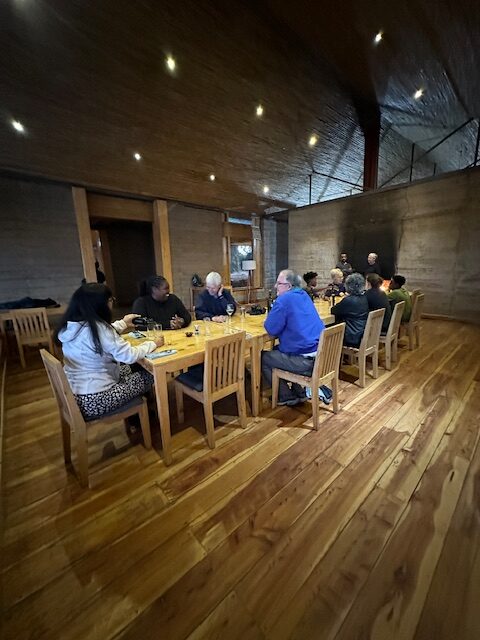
166, 56, 176, 71
134, 152, 142, 161
414, 88, 424, 100
256, 104, 264, 117
263, 185, 269, 194
309, 134, 318, 147
209, 174, 216, 181
374, 31, 383, 44
12, 120, 25, 133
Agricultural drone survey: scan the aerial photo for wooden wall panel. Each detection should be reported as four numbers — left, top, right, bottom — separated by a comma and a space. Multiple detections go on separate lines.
87, 193, 153, 222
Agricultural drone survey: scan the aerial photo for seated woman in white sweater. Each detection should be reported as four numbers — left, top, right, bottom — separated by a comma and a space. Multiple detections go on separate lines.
56, 283, 163, 420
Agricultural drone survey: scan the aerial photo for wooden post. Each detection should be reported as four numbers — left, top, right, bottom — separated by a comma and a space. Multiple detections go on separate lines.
72, 187, 96, 283
153, 200, 173, 288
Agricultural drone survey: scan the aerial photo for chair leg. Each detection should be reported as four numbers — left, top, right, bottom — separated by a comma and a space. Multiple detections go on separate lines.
60, 416, 72, 464
203, 402, 215, 449
332, 376, 339, 414
271, 370, 279, 408
139, 399, 152, 450
74, 423, 89, 488
372, 349, 379, 379
175, 383, 184, 423
236, 385, 248, 429
18, 343, 26, 369
312, 388, 320, 431
358, 355, 366, 388
391, 336, 398, 363
384, 340, 392, 370
408, 325, 414, 350
415, 324, 420, 348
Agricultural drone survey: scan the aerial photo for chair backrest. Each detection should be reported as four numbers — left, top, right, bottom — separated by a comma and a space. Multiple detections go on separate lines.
12, 307, 51, 345
204, 331, 246, 394
312, 323, 346, 380
360, 308, 385, 352
40, 348, 84, 429
411, 293, 425, 323
385, 300, 405, 340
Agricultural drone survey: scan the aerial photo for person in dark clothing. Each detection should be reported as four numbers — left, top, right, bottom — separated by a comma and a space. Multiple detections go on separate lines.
335, 253, 353, 279
323, 268, 346, 298
95, 261, 106, 284
195, 271, 236, 321
365, 273, 391, 334
331, 273, 369, 347
132, 275, 191, 329
364, 252, 382, 276
302, 271, 322, 299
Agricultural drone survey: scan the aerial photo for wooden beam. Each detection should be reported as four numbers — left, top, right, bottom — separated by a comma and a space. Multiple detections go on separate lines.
72, 187, 96, 283
153, 200, 173, 288
87, 193, 153, 222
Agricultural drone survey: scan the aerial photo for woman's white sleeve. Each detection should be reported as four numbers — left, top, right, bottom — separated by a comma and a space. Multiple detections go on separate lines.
101, 326, 156, 364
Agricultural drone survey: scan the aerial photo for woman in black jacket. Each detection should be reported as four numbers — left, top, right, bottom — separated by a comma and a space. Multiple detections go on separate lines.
331, 273, 369, 347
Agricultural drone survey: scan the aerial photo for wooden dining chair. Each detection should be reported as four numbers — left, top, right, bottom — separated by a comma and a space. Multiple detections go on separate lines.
379, 300, 405, 370
407, 292, 425, 350
174, 331, 248, 449
342, 308, 385, 387
271, 323, 346, 429
40, 349, 152, 488
12, 307, 54, 368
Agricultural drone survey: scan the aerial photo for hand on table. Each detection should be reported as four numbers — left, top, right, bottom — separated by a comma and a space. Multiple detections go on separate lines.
153, 336, 165, 348
122, 313, 141, 329
212, 315, 227, 323
170, 315, 185, 330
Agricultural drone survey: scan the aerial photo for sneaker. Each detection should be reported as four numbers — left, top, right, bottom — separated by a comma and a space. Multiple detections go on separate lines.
277, 397, 302, 407
305, 386, 332, 405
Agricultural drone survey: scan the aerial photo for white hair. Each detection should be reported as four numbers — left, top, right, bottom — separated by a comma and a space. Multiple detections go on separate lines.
368, 252, 378, 260
205, 271, 222, 287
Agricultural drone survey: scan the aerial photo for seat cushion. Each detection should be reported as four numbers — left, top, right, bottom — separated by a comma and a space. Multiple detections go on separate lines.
85, 396, 143, 422
177, 364, 205, 392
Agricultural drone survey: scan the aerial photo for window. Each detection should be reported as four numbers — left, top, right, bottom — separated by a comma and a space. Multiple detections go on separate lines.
230, 242, 253, 287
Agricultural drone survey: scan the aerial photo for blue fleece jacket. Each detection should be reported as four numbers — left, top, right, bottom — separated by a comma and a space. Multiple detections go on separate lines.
264, 288, 324, 355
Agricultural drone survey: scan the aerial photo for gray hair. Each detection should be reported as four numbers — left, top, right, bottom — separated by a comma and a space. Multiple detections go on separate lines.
368, 252, 378, 260
345, 272, 365, 295
205, 271, 222, 287
281, 269, 303, 288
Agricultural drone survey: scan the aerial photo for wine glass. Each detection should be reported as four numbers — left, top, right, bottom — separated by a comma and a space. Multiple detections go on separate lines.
226, 303, 235, 330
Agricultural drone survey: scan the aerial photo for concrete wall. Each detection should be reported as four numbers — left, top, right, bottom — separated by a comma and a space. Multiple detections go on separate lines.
288, 167, 480, 323
168, 202, 224, 307
0, 174, 83, 304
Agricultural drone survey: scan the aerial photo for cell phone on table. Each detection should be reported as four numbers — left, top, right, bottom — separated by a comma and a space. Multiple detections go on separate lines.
131, 330, 146, 338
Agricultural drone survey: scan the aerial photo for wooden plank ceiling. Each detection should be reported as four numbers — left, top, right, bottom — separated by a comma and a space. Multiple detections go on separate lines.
0, 0, 478, 213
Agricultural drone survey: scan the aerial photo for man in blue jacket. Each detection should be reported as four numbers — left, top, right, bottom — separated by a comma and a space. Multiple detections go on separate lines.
262, 269, 325, 406
195, 271, 236, 322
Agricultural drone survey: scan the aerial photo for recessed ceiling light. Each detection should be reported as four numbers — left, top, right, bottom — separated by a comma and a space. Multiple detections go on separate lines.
263, 185, 269, 194
374, 31, 383, 44
256, 104, 264, 117
12, 120, 25, 133
166, 56, 176, 72
209, 174, 216, 181
309, 134, 318, 147
414, 88, 424, 100
133, 152, 142, 161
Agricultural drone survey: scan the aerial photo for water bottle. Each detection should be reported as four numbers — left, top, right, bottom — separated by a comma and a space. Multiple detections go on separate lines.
267, 290, 273, 312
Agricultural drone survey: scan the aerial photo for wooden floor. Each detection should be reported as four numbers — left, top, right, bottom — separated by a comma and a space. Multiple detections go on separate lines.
1, 319, 480, 640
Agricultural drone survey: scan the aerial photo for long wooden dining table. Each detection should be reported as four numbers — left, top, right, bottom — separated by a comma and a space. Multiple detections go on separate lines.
128, 299, 334, 465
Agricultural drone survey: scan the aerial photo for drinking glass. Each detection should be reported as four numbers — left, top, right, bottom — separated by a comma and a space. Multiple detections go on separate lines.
204, 317, 212, 336
240, 306, 246, 323
146, 321, 156, 339
154, 323, 163, 338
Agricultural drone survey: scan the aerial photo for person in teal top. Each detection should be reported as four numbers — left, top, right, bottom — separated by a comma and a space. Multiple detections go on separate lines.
387, 275, 412, 322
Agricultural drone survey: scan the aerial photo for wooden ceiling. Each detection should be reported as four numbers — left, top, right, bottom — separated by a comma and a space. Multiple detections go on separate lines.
0, 0, 478, 213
